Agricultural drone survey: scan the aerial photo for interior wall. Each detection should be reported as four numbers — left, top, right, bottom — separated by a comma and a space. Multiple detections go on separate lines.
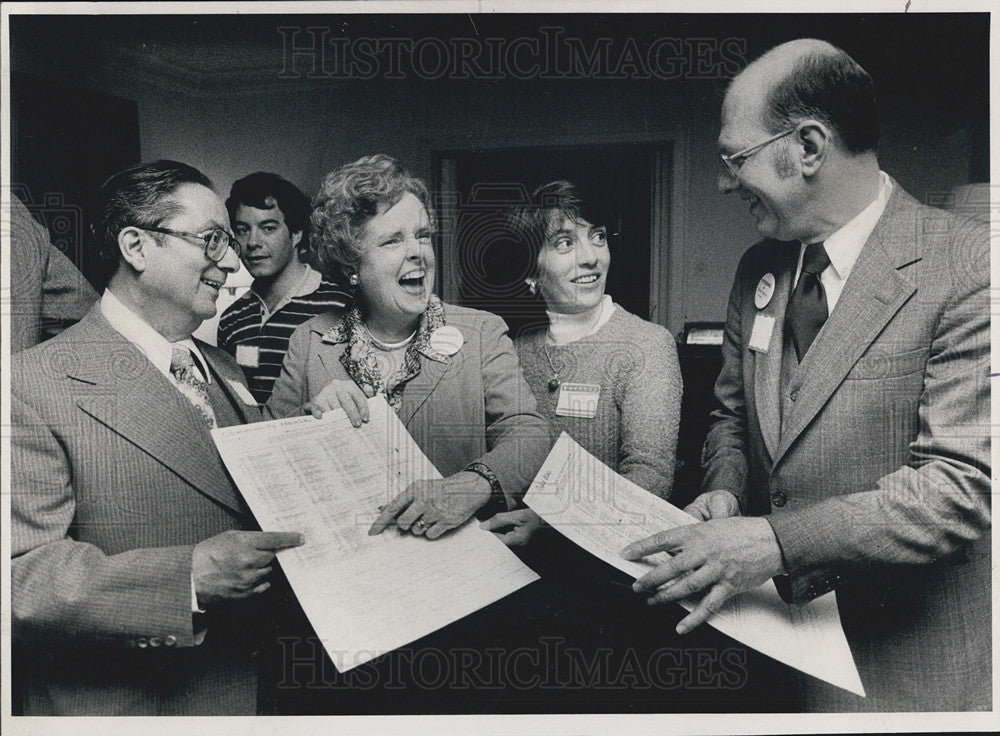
10, 14, 987, 339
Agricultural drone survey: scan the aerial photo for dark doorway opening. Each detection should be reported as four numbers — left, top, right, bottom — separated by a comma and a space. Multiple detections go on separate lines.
11, 73, 141, 291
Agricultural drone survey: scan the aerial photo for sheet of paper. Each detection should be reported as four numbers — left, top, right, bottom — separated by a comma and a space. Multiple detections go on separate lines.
212, 396, 539, 672
524, 432, 865, 697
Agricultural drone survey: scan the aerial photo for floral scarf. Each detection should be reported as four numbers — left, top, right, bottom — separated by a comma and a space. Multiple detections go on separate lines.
320, 295, 450, 410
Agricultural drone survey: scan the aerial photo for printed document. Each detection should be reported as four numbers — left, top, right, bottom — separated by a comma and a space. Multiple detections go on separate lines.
212, 396, 539, 672
524, 432, 865, 697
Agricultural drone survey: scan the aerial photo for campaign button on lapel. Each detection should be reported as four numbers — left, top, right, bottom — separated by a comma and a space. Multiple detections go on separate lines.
755, 273, 776, 309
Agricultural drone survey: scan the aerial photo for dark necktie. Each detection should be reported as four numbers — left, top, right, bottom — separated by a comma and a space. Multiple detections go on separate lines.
786, 242, 831, 361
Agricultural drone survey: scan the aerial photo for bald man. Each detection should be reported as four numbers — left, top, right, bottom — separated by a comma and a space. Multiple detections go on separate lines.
623, 39, 989, 711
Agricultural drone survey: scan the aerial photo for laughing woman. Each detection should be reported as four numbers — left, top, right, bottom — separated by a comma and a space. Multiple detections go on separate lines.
483, 180, 682, 547
266, 154, 551, 537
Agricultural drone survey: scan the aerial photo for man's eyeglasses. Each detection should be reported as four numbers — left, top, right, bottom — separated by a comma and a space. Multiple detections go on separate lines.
140, 226, 242, 262
720, 126, 798, 178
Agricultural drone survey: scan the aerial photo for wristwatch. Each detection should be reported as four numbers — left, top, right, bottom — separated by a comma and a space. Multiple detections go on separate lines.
464, 461, 508, 519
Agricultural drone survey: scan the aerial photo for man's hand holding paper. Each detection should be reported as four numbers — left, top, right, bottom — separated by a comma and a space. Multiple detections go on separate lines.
212, 396, 539, 671
622, 516, 786, 634
524, 432, 864, 697
192, 530, 305, 607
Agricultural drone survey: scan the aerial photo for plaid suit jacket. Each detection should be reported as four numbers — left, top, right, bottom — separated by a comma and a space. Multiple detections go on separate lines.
702, 184, 991, 711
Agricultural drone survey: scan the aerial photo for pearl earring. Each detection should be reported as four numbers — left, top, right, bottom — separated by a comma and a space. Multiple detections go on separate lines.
526, 279, 537, 296
348, 273, 360, 286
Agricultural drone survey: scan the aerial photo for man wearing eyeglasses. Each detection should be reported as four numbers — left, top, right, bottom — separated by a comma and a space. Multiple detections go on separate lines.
623, 39, 989, 711
11, 160, 303, 715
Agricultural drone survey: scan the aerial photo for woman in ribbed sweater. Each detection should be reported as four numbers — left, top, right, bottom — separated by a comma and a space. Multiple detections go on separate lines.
483, 180, 683, 546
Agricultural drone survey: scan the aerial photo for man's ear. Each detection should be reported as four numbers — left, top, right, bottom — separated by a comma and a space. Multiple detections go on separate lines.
797, 120, 832, 177
118, 227, 149, 272
291, 229, 303, 249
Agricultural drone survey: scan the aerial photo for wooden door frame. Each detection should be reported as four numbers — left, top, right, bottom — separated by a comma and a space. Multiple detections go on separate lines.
432, 130, 687, 331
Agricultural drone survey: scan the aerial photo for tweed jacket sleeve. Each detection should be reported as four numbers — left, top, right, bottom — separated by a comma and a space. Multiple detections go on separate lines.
472, 310, 553, 503
700, 246, 754, 511
264, 318, 317, 419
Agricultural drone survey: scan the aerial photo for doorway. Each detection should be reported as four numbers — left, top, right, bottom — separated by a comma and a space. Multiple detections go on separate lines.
11, 72, 141, 291
436, 142, 670, 338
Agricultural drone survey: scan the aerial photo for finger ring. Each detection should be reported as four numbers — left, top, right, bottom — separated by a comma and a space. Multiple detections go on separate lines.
412, 519, 428, 533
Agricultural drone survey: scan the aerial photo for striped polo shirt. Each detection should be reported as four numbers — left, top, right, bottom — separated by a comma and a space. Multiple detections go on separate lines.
217, 265, 350, 404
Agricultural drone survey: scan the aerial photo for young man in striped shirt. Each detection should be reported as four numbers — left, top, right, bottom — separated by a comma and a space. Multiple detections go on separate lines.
218, 172, 350, 404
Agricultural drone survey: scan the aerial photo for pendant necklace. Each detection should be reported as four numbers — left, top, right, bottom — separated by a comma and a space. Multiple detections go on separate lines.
542, 343, 562, 392
543, 298, 606, 391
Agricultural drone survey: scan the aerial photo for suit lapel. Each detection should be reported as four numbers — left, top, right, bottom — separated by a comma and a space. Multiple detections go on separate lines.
313, 324, 453, 428
70, 311, 249, 516
397, 354, 454, 428
199, 343, 261, 425
752, 246, 797, 460
773, 187, 920, 466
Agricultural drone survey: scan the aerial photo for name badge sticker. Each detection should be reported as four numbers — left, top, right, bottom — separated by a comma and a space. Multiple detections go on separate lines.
235, 344, 260, 368
748, 315, 775, 353
226, 379, 260, 406
555, 383, 601, 419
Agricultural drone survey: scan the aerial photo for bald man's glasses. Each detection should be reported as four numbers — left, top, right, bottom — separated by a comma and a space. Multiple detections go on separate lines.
141, 226, 242, 262
720, 127, 797, 178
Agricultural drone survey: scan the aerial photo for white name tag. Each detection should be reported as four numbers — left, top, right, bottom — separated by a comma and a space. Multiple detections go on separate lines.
227, 379, 260, 406
749, 314, 775, 353
555, 383, 601, 419
235, 344, 260, 368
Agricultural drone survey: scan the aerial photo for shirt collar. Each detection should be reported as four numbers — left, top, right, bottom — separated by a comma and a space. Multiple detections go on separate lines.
100, 288, 211, 382
810, 171, 893, 281
250, 263, 322, 313
291, 265, 323, 297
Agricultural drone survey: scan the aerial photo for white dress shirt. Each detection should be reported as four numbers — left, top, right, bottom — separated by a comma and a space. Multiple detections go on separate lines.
793, 171, 893, 314
101, 289, 212, 384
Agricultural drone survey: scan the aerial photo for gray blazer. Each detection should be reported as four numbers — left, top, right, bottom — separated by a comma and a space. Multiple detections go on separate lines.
11, 306, 264, 715
702, 183, 991, 711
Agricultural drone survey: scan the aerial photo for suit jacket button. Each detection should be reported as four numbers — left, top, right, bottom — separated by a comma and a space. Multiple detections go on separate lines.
789, 389, 799, 401
771, 491, 787, 507
137, 637, 149, 648
149, 637, 163, 648
164, 635, 177, 647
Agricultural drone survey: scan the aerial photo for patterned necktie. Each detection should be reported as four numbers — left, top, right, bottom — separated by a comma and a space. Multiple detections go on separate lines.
170, 346, 217, 429
786, 242, 831, 361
